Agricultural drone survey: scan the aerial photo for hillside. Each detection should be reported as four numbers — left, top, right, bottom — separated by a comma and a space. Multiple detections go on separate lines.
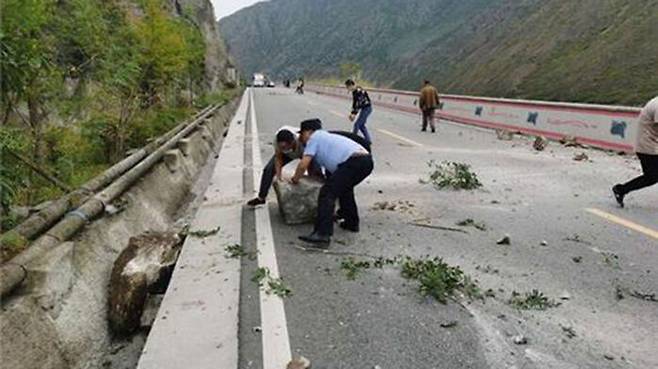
0, 0, 236, 219
220, 0, 658, 105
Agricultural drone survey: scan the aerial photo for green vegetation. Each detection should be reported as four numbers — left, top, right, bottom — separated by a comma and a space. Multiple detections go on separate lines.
337, 254, 482, 304
251, 266, 292, 298
224, 243, 258, 260
340, 257, 372, 280
422, 161, 482, 191
186, 226, 221, 238
221, 0, 657, 105
508, 290, 560, 310
0, 0, 235, 228
400, 256, 478, 303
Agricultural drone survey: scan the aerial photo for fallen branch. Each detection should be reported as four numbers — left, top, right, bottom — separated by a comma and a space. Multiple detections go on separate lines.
408, 222, 469, 234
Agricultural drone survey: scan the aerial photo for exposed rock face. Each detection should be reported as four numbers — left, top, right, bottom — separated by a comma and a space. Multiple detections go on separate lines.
108, 232, 183, 336
173, 0, 234, 89
273, 177, 324, 225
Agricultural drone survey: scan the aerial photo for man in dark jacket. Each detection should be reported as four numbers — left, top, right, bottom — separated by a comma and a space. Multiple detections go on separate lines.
419, 80, 440, 133
345, 79, 373, 144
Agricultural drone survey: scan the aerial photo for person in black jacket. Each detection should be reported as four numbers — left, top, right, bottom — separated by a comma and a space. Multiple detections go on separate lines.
345, 79, 373, 145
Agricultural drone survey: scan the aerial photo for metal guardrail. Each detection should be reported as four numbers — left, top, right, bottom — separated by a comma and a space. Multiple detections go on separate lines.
0, 103, 225, 298
308, 84, 642, 152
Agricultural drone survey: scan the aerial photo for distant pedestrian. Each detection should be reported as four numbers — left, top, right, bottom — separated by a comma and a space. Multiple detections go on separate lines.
296, 78, 305, 94
613, 96, 658, 207
419, 80, 440, 133
345, 79, 373, 145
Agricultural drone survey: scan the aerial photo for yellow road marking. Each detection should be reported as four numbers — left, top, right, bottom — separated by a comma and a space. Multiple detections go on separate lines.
585, 208, 658, 240
377, 129, 424, 147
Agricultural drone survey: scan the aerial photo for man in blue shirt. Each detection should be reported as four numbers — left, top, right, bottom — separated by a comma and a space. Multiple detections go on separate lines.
291, 121, 374, 247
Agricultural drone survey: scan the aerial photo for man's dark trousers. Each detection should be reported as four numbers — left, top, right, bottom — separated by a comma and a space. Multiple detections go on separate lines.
422, 108, 436, 131
315, 155, 374, 236
618, 153, 658, 194
258, 155, 292, 199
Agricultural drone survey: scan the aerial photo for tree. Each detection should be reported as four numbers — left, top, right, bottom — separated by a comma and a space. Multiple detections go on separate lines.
340, 62, 362, 81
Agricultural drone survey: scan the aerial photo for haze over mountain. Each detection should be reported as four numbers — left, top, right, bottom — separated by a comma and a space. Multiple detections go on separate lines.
219, 0, 658, 105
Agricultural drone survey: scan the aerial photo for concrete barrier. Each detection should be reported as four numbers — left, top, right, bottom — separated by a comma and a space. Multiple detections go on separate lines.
308, 84, 641, 152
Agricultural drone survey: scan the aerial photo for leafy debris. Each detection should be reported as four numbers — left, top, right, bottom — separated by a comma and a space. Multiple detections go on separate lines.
340, 258, 372, 280
421, 160, 482, 190
224, 244, 258, 259
401, 256, 478, 303
251, 267, 292, 297
186, 226, 221, 238
601, 252, 620, 269
508, 289, 560, 310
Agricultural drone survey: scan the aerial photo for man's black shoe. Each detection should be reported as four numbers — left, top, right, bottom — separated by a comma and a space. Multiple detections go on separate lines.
421, 128, 427, 132
431, 128, 436, 133
298, 232, 331, 246
612, 185, 625, 208
247, 197, 266, 207
339, 221, 359, 233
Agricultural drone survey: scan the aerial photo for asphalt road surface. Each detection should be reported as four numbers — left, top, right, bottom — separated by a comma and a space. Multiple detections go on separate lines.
237, 88, 658, 369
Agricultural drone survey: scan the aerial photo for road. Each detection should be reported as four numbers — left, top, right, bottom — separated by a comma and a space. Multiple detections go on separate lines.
238, 87, 658, 369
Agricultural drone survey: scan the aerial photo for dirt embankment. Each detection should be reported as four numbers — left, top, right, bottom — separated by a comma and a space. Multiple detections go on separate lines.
0, 99, 240, 369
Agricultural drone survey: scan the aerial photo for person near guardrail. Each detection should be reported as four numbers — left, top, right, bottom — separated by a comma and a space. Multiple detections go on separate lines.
291, 120, 373, 247
345, 79, 373, 145
613, 96, 658, 207
247, 122, 322, 207
419, 80, 440, 133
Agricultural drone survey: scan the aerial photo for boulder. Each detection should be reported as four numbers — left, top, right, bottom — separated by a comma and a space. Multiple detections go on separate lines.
108, 232, 182, 336
273, 177, 324, 225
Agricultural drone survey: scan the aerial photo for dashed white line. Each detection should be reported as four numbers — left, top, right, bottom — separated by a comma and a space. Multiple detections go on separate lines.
249, 89, 293, 368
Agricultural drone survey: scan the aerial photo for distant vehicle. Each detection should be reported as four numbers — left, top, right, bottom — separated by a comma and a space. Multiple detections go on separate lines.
252, 73, 266, 88
267, 80, 276, 88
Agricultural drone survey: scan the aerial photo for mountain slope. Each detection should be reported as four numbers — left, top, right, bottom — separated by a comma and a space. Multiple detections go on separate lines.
220, 0, 657, 105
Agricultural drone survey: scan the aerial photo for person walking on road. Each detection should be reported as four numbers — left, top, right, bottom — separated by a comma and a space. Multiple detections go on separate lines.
419, 80, 440, 133
613, 96, 658, 207
247, 121, 322, 207
292, 121, 374, 247
296, 78, 305, 94
345, 79, 373, 145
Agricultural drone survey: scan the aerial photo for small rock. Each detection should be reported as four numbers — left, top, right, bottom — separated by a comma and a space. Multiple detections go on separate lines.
512, 335, 528, 345
533, 136, 548, 151
440, 320, 458, 328
252, 326, 262, 333
540, 240, 548, 246
604, 354, 615, 361
287, 356, 311, 369
560, 324, 577, 338
559, 291, 571, 300
573, 152, 589, 161
497, 235, 511, 245
105, 204, 121, 216
572, 256, 583, 263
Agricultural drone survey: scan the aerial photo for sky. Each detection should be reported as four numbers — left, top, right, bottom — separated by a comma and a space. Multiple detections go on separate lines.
212, 0, 266, 20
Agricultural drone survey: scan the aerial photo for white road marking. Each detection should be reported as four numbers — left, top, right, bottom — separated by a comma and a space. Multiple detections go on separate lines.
585, 208, 658, 240
249, 89, 293, 368
377, 128, 424, 147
